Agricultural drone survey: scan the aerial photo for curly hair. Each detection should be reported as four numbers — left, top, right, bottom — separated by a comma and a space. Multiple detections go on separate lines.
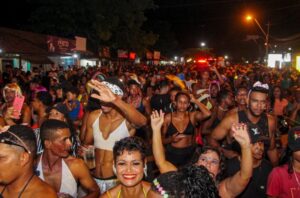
113, 136, 147, 163
151, 165, 219, 198
190, 146, 226, 181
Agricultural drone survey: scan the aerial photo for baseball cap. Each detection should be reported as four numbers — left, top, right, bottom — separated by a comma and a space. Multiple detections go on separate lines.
288, 126, 300, 152
47, 103, 69, 116
247, 123, 269, 144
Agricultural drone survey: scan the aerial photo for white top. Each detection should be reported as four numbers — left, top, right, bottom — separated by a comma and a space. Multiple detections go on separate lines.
92, 112, 130, 151
36, 155, 77, 198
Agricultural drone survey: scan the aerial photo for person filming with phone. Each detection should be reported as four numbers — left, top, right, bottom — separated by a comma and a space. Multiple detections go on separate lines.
0, 83, 31, 127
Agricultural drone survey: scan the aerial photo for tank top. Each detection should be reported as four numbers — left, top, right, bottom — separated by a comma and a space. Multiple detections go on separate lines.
238, 110, 269, 137
166, 113, 195, 137
36, 155, 77, 198
92, 112, 130, 151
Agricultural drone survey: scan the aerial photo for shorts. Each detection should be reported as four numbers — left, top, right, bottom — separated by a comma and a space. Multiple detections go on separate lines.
166, 144, 196, 167
94, 176, 118, 194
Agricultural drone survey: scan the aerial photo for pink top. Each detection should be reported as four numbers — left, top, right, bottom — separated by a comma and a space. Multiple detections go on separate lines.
267, 164, 300, 198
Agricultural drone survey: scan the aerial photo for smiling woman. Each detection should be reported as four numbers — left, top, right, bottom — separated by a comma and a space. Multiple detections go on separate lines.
100, 136, 151, 198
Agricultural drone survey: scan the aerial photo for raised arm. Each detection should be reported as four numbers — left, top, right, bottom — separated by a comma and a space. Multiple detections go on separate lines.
208, 114, 233, 147
219, 123, 252, 197
88, 79, 147, 128
190, 94, 211, 122
151, 110, 177, 173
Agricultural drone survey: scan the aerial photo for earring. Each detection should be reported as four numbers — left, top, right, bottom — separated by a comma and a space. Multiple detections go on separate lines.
113, 165, 117, 175
144, 164, 148, 177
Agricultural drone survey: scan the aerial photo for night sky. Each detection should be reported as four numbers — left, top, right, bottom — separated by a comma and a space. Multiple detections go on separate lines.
0, 0, 299, 60
147, 0, 300, 59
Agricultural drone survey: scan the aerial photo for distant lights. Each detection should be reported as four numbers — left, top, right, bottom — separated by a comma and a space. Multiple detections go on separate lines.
224, 55, 228, 59
174, 56, 178, 61
73, 54, 78, 58
186, 58, 192, 63
0, 48, 2, 53
200, 42, 206, 47
288, 47, 292, 51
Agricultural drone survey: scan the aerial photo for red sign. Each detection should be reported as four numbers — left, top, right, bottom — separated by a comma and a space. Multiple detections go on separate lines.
47, 36, 76, 53
129, 52, 136, 60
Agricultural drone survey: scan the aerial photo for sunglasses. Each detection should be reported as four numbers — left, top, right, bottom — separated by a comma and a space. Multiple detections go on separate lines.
0, 131, 31, 154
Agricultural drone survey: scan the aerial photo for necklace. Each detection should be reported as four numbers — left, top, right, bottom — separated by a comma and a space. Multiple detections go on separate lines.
293, 167, 300, 187
1, 174, 35, 198
45, 155, 61, 172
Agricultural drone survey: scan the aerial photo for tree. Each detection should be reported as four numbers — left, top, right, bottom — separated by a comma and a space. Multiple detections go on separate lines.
25, 0, 158, 54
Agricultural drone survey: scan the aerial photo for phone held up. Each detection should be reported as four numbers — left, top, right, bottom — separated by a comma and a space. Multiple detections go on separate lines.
12, 95, 25, 119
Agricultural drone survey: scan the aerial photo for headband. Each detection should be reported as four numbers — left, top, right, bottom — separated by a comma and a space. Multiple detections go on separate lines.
248, 81, 269, 98
102, 81, 124, 96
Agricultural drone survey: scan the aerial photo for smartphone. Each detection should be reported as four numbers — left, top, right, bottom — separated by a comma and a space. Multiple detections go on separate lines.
12, 95, 25, 119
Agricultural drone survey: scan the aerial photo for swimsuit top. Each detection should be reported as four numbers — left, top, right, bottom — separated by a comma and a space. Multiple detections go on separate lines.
166, 113, 195, 137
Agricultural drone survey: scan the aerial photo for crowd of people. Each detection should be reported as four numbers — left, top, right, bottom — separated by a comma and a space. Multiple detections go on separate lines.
0, 62, 299, 198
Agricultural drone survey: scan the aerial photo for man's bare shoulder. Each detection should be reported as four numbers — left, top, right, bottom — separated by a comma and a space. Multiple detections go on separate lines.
32, 178, 58, 198
65, 156, 85, 168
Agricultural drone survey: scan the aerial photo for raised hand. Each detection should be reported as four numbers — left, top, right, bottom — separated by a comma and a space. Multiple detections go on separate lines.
151, 110, 164, 132
231, 123, 251, 148
88, 79, 117, 103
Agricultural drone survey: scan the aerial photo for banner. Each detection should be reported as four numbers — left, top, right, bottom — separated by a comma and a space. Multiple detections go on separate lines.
146, 51, 153, 60
75, 36, 86, 51
118, 50, 128, 58
99, 46, 110, 58
47, 36, 76, 53
153, 51, 160, 60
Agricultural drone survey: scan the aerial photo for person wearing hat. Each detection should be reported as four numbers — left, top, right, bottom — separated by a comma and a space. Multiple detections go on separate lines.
267, 126, 300, 198
209, 82, 278, 166
225, 123, 273, 198
83, 78, 147, 193
0, 125, 57, 197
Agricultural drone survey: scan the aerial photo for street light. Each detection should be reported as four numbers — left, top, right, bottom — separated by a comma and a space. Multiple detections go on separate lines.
200, 42, 206, 47
246, 15, 270, 63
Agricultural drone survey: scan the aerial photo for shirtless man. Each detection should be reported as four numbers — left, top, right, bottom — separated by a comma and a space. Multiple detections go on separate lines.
38, 119, 100, 197
209, 82, 278, 166
0, 125, 57, 198
83, 78, 147, 193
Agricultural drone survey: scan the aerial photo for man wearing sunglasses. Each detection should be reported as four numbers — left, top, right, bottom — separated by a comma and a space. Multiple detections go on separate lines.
0, 125, 57, 198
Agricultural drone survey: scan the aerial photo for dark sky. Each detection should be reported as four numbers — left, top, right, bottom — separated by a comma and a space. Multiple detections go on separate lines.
147, 0, 300, 59
0, 0, 299, 59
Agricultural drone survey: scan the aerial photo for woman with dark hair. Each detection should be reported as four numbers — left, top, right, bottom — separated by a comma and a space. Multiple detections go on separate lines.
270, 85, 288, 116
151, 110, 253, 197
100, 136, 151, 198
162, 91, 211, 167
148, 164, 219, 198
267, 126, 300, 198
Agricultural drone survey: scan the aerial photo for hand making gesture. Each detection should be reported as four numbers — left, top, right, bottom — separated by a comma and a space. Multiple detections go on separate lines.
88, 79, 117, 103
151, 110, 164, 132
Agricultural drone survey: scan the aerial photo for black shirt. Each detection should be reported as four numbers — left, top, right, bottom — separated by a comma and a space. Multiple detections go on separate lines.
225, 157, 273, 198
150, 94, 171, 112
